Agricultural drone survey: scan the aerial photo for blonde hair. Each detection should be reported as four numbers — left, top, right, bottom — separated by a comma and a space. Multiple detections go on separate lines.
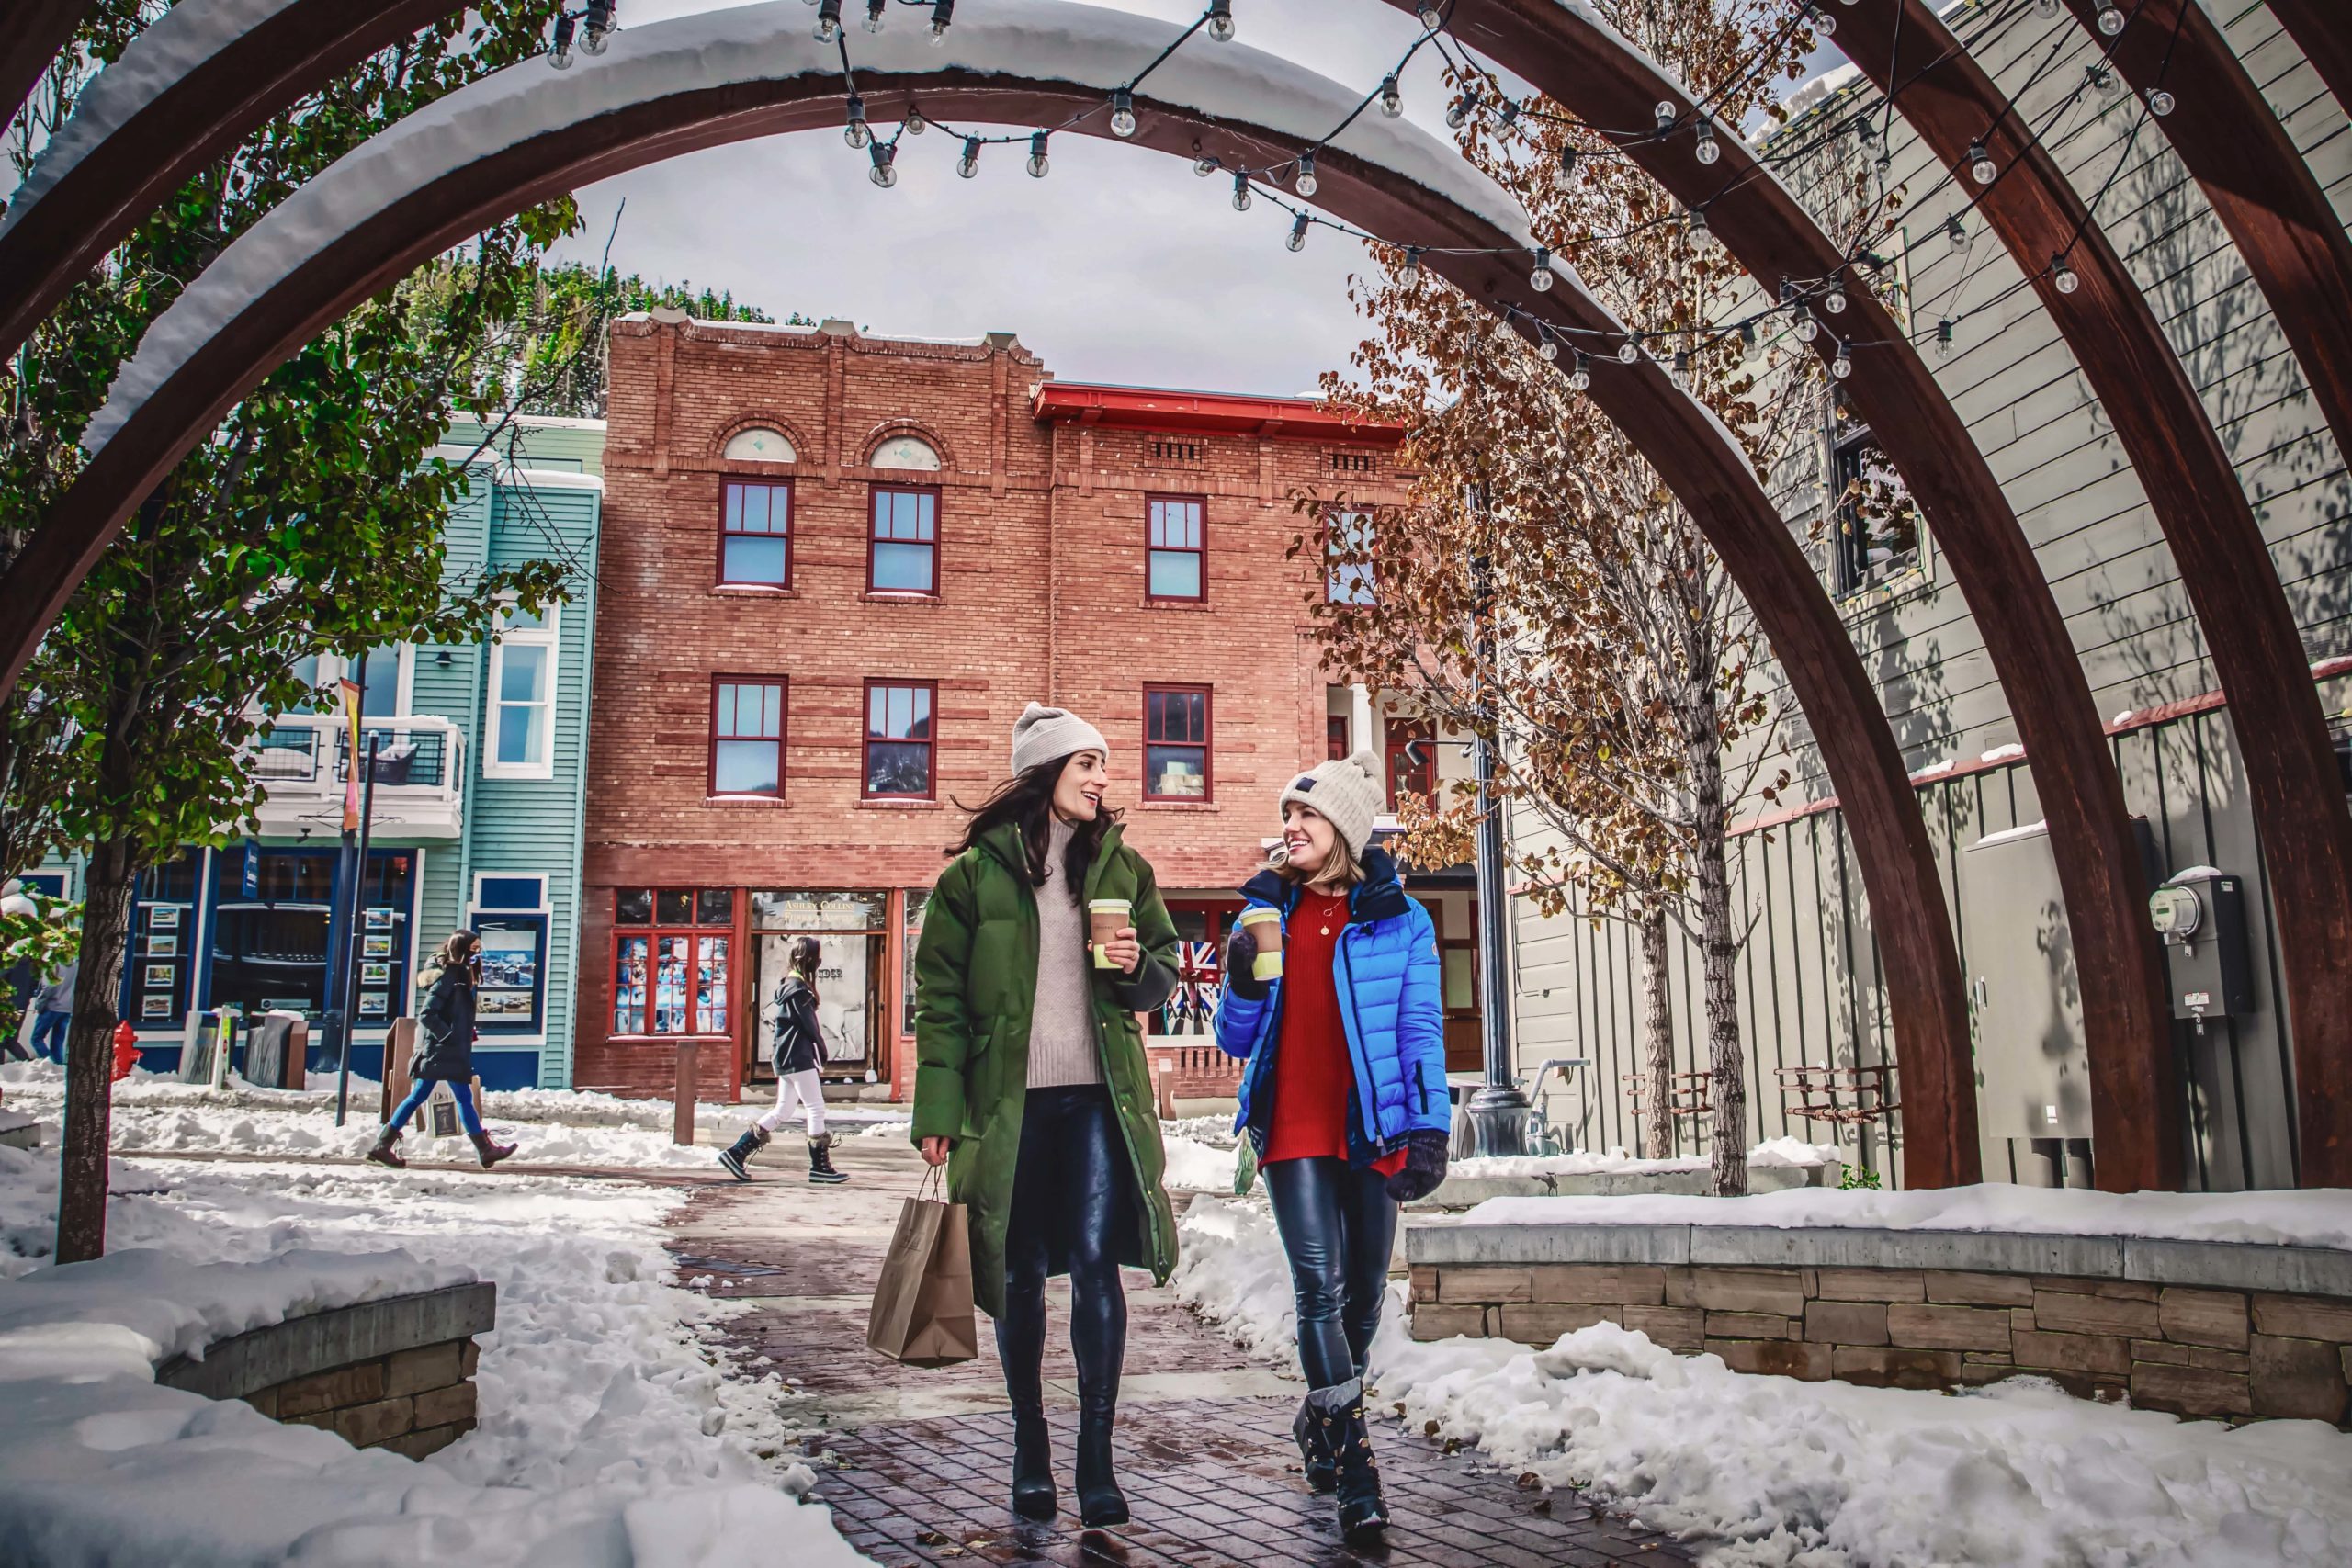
1272, 828, 1363, 896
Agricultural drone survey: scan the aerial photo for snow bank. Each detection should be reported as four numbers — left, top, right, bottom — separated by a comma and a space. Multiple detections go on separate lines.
1173, 1190, 2352, 1566
0, 1148, 875, 1566
1460, 1182, 2352, 1251
1447, 1135, 1837, 1180
1160, 1133, 1243, 1192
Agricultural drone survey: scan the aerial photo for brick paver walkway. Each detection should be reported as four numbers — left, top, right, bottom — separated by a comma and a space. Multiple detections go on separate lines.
669, 1134, 1696, 1567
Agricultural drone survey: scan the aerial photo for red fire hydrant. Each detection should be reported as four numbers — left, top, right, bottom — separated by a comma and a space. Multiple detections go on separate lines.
110, 1020, 141, 1083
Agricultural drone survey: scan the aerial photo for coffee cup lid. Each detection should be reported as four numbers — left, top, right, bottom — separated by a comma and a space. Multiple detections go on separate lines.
1088, 898, 1132, 911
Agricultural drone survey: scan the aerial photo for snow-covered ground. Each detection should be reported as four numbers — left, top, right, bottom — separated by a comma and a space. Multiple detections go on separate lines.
0, 1141, 871, 1566
0, 1061, 907, 1170
1459, 1182, 2352, 1251
1446, 1135, 1839, 1181
1173, 1194, 2352, 1566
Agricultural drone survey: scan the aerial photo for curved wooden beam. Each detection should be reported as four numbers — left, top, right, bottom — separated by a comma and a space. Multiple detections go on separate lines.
2266, 0, 2352, 118
1838, 0, 2352, 1188
0, 0, 453, 362
2065, 0, 2352, 510
0, 0, 87, 129
0, 8, 1979, 1188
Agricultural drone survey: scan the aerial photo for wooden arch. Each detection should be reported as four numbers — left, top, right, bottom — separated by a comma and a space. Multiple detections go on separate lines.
0, 7, 1982, 1186
1834, 0, 2352, 1186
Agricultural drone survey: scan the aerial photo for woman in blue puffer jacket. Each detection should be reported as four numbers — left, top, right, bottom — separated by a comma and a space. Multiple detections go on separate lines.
1215, 749, 1449, 1544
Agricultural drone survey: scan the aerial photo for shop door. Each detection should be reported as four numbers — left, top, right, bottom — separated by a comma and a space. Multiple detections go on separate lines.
752, 932, 883, 1081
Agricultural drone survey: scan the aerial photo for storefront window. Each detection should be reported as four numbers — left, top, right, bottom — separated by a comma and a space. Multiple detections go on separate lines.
611, 887, 732, 1037
204, 849, 413, 1024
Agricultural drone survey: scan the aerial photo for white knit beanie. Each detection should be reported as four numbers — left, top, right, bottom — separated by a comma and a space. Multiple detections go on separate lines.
1279, 749, 1385, 858
1010, 703, 1109, 776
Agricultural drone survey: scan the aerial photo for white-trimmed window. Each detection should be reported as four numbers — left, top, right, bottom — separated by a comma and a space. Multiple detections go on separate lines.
485, 600, 559, 779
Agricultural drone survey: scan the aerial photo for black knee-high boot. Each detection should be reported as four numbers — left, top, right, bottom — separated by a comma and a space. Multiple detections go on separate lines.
1070, 1268, 1129, 1529
1309, 1376, 1387, 1542
996, 1284, 1057, 1519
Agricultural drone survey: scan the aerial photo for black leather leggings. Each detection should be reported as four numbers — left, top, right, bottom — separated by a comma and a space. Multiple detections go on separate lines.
997, 1085, 1129, 1417
1263, 1156, 1400, 1388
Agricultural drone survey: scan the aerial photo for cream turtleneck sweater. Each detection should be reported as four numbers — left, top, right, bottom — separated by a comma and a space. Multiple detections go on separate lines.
1026, 816, 1103, 1088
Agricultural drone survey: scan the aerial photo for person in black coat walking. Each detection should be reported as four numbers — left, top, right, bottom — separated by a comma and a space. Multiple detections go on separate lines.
367, 930, 516, 1169
718, 935, 847, 1184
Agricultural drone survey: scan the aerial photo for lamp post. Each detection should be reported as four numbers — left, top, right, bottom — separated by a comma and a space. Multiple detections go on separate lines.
1462, 547, 1530, 1156
331, 709, 380, 1127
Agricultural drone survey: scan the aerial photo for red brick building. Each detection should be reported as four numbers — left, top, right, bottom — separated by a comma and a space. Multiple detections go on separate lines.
575, 311, 1481, 1102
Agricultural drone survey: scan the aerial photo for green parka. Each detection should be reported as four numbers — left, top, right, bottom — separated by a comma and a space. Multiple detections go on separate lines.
910, 819, 1182, 1320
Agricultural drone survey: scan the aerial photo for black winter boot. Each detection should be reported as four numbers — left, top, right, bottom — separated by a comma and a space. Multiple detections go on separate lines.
1292, 1397, 1338, 1493
1010, 1410, 1057, 1520
806, 1132, 848, 1185
718, 1124, 767, 1181
468, 1130, 517, 1169
1074, 1397, 1128, 1529
1309, 1378, 1386, 1542
364, 1125, 406, 1169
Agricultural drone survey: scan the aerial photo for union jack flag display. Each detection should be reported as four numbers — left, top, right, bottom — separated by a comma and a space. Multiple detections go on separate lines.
1159, 940, 1222, 1035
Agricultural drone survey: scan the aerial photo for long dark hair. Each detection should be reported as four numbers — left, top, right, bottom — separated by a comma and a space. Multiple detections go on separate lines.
786, 935, 820, 1005
949, 756, 1121, 890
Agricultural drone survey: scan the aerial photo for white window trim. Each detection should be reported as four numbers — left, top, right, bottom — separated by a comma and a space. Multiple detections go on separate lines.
483, 601, 560, 781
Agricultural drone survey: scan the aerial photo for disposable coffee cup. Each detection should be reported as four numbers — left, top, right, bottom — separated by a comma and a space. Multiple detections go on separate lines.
1089, 899, 1132, 969
1239, 907, 1283, 982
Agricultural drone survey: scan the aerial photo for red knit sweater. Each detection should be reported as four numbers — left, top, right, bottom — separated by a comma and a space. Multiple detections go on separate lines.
1262, 890, 1408, 1173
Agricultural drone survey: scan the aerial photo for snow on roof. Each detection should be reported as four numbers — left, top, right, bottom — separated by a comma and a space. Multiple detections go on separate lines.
85, 0, 1633, 455
0, 0, 304, 241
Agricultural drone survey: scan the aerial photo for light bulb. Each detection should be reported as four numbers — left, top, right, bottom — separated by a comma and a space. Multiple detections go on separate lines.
1557, 145, 1577, 186
1531, 246, 1553, 290
582, 2, 615, 54
903, 109, 926, 137
1288, 214, 1310, 253
1418, 3, 1442, 31
1497, 99, 1519, 129
815, 0, 841, 43
1696, 121, 1721, 165
2035, 0, 2057, 15
1194, 152, 1218, 176
957, 138, 980, 178
1401, 245, 1421, 284
1810, 4, 1836, 37
1654, 100, 1677, 131
1738, 319, 1758, 351
1794, 310, 1819, 344
549, 13, 575, 68
1672, 350, 1690, 383
1856, 115, 1876, 146
1687, 209, 1715, 256
1447, 89, 1476, 130
1208, 0, 1235, 42
1967, 140, 1996, 185
864, 0, 886, 33
2090, 63, 2120, 97
1539, 337, 1558, 362
1232, 171, 1252, 211
1110, 87, 1136, 139
868, 141, 897, 188
1295, 149, 1317, 197
2097, 5, 2124, 36
2052, 255, 2079, 294
1831, 343, 1853, 378
2148, 87, 2175, 117
1946, 215, 1965, 251
928, 0, 953, 45
1617, 339, 1639, 364
844, 95, 868, 150
1027, 131, 1049, 178
1380, 75, 1403, 118
1568, 353, 1591, 391
1825, 284, 1848, 314
1936, 319, 1954, 358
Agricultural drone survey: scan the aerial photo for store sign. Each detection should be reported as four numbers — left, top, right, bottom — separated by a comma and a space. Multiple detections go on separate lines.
751, 888, 886, 931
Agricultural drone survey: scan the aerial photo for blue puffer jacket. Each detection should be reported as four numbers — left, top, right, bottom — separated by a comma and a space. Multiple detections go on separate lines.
1215, 847, 1450, 1164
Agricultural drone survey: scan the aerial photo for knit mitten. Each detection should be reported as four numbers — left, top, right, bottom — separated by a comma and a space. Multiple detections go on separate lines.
1223, 925, 1270, 1000
1383, 1129, 1452, 1203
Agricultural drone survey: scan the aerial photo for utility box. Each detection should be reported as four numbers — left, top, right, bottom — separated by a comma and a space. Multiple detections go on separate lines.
2151, 868, 2256, 1029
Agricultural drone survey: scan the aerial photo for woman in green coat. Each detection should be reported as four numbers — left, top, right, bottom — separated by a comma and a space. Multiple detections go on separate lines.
911, 704, 1181, 1530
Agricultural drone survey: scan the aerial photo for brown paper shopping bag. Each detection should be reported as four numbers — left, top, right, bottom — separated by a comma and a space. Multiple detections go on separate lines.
866, 1168, 978, 1368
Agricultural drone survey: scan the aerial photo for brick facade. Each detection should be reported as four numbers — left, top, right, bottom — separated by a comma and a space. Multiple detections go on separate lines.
577, 314, 1407, 1099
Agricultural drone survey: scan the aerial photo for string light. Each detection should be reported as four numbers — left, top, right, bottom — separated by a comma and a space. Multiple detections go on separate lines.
1557, 145, 1577, 186
1497, 98, 1520, 129
2034, 0, 2057, 15
844, 94, 869, 150
582, 1, 616, 54
549, 11, 575, 68
814, 0, 842, 43
1672, 349, 1690, 384
1295, 149, 1318, 197
1531, 246, 1553, 290
1616, 339, 1640, 364
928, 0, 953, 45
1696, 118, 1721, 165
1418, 3, 1442, 32
1110, 86, 1136, 138
1966, 139, 1996, 185
1193, 149, 1219, 176
1831, 340, 1853, 379
1026, 130, 1049, 178
2148, 87, 2176, 117
2052, 254, 2080, 294
1686, 207, 1716, 257
1402, 245, 1422, 285
1738, 319, 1757, 352
1208, 0, 1235, 42
1568, 351, 1591, 390
1824, 278, 1848, 314
1793, 308, 1819, 344
1807, 3, 1836, 37
1653, 100, 1678, 133
1936, 318, 1954, 358
1539, 336, 1559, 362
1447, 87, 1478, 130
957, 137, 981, 178
1855, 116, 1875, 147
2096, 4, 2124, 35
868, 141, 897, 187
1288, 212, 1310, 252
1231, 170, 1252, 211
1380, 75, 1403, 118
902, 108, 926, 136
863, 0, 886, 33
1945, 214, 1966, 251
2088, 63, 2121, 97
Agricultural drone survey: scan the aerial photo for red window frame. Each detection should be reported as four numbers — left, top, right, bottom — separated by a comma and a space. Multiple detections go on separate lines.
1143, 683, 1214, 802
867, 484, 941, 595
609, 887, 734, 1040
1386, 716, 1434, 808
1145, 493, 1206, 604
708, 675, 786, 798
1327, 714, 1350, 761
718, 479, 793, 588
862, 679, 938, 801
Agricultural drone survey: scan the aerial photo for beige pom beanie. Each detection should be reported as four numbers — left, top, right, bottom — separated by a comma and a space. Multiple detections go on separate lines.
1278, 748, 1385, 858
1010, 703, 1109, 776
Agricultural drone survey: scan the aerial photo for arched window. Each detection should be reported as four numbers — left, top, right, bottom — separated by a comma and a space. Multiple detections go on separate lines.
722, 427, 796, 463
870, 434, 942, 471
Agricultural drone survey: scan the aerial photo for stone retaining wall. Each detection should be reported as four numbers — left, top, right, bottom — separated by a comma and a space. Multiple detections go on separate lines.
157, 1280, 495, 1460
1405, 1224, 2352, 1427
